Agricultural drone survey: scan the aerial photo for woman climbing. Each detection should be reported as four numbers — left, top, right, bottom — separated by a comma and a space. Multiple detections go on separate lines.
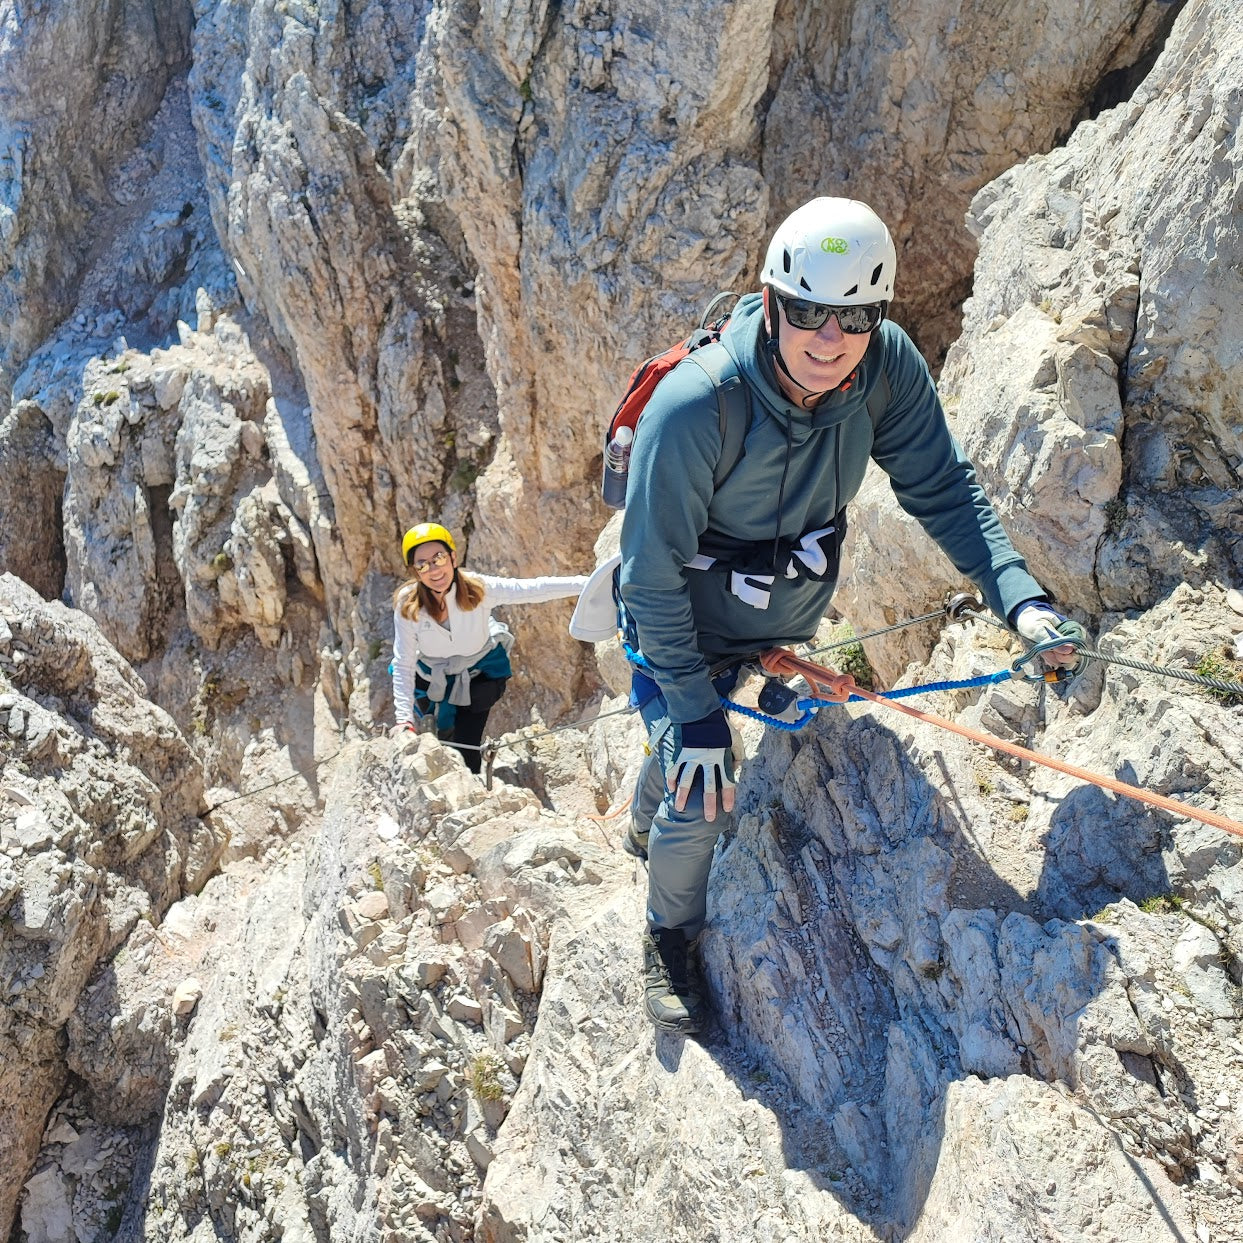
390, 522, 588, 773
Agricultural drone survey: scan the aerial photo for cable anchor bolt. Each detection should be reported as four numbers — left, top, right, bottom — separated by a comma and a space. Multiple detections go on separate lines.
944, 590, 984, 622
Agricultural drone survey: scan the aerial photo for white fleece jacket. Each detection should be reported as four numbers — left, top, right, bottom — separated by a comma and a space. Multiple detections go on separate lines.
391, 573, 587, 724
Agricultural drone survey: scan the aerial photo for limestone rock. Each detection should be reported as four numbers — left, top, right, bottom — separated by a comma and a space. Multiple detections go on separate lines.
172, 978, 203, 1018
0, 576, 209, 1238
1, 0, 1241, 1239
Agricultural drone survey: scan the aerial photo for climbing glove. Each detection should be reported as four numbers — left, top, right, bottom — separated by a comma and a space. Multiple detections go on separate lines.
666, 708, 740, 822
1013, 601, 1089, 676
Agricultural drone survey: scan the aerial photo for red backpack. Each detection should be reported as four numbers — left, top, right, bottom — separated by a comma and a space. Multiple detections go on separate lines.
600, 292, 749, 509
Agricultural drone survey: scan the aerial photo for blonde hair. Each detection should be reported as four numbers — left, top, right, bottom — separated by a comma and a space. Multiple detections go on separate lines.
393, 566, 485, 621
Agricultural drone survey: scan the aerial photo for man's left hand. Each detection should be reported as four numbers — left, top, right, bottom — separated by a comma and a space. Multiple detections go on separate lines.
665, 709, 740, 822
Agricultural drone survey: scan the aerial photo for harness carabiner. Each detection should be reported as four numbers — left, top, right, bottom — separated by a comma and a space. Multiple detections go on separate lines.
1010, 634, 1086, 683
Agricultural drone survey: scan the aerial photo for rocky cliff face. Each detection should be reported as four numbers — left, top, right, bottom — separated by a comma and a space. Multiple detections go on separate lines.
2, 0, 1241, 1240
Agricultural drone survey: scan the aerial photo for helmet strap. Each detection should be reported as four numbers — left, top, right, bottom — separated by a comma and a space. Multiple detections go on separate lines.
765, 322, 830, 410
762, 286, 854, 410
760, 285, 860, 407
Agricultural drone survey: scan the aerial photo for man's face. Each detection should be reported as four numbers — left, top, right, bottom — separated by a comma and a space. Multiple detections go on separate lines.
764, 288, 873, 402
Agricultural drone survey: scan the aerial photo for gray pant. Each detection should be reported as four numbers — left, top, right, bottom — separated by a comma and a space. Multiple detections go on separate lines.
633, 692, 735, 938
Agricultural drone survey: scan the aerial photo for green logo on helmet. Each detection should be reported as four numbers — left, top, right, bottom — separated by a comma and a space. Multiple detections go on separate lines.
820, 236, 849, 254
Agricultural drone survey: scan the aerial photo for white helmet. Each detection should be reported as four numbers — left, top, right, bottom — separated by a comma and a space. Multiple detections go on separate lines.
762, 197, 896, 305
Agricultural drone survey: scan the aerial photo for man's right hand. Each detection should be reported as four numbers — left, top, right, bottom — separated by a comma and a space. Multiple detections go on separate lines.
389, 722, 417, 738
665, 709, 739, 822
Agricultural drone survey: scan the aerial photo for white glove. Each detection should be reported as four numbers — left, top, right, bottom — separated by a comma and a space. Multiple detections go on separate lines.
729, 571, 775, 610
1014, 602, 1086, 671
665, 710, 742, 822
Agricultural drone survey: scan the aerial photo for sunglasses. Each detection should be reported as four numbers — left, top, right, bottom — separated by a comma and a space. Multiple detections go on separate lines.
777, 294, 885, 334
410, 550, 451, 573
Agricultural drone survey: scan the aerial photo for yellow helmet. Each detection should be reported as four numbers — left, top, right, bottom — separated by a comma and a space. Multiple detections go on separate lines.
401, 522, 457, 565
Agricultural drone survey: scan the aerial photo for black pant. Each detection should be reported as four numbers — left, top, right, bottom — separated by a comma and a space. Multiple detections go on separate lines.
416, 675, 508, 774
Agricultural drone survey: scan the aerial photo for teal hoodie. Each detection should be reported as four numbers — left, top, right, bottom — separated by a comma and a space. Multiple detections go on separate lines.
618, 291, 1045, 723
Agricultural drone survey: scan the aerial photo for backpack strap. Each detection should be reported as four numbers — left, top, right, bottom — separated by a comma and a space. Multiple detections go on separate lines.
685, 341, 751, 490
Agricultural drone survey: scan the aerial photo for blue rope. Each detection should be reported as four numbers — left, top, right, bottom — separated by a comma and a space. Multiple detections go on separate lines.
721, 699, 815, 731
722, 669, 1012, 730
839, 668, 1011, 703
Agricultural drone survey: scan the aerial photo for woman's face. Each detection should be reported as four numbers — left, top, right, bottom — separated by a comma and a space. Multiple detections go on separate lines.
409, 541, 455, 594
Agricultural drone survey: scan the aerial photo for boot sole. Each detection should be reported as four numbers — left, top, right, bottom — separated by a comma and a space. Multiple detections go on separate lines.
644, 1006, 702, 1035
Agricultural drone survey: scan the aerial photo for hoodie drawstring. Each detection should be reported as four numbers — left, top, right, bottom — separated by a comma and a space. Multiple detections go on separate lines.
769, 416, 794, 574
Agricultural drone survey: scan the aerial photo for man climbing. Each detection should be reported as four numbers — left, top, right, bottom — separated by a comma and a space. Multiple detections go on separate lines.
618, 197, 1083, 1034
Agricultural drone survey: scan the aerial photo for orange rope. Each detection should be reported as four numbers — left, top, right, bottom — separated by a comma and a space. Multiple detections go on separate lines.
759, 649, 1243, 840
582, 793, 632, 852
586, 794, 633, 823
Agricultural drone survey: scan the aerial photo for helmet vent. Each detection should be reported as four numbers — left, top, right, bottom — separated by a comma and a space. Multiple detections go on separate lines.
799, 276, 812, 291
783, 249, 792, 273
843, 284, 858, 297
871, 263, 884, 286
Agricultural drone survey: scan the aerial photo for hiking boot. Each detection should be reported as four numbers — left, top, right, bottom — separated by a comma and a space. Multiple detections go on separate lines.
641, 928, 704, 1033
622, 822, 649, 861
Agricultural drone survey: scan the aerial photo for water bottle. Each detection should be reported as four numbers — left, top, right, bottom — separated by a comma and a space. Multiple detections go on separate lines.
600, 425, 634, 509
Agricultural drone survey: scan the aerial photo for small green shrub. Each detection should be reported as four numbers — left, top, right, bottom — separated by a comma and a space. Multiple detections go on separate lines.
466, 1052, 504, 1103
449, 459, 479, 492
1194, 649, 1243, 705
1139, 894, 1183, 916
829, 624, 874, 690
1103, 497, 1127, 534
